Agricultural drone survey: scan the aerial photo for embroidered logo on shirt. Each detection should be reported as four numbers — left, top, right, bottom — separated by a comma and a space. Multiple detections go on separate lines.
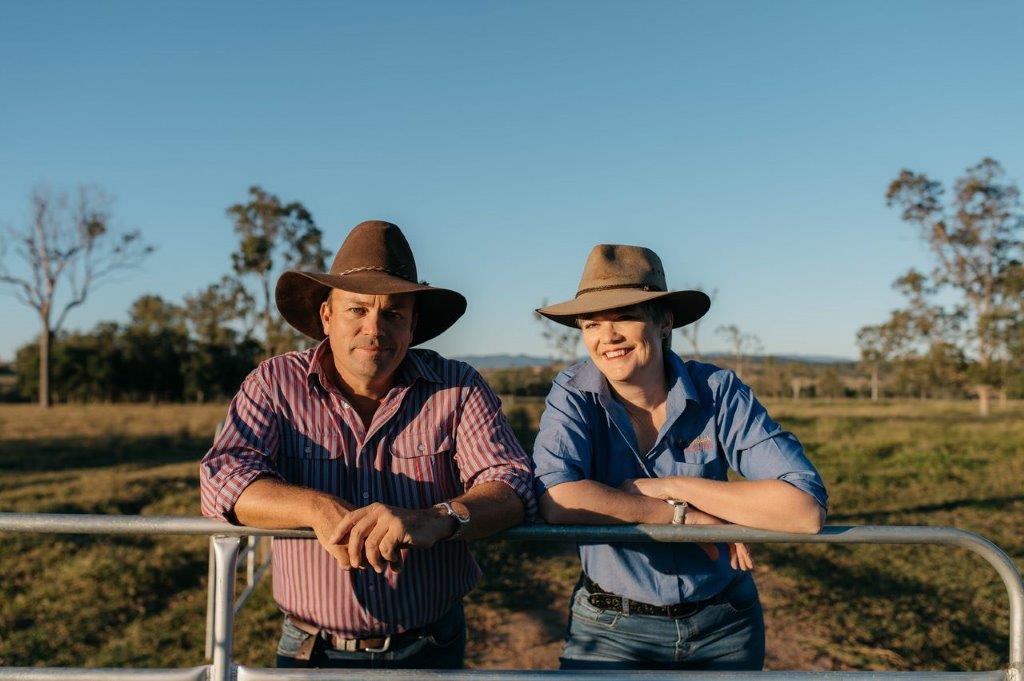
685, 435, 714, 452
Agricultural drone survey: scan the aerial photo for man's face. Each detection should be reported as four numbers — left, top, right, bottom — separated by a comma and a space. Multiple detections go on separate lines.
319, 289, 416, 388
579, 304, 672, 385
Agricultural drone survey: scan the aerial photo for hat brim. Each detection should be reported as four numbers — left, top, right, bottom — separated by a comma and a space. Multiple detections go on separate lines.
536, 289, 710, 329
275, 270, 467, 346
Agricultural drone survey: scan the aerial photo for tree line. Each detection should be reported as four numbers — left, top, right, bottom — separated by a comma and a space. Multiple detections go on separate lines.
3, 160, 1022, 409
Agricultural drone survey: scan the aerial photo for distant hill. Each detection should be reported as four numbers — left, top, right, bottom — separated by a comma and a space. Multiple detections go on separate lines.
454, 354, 557, 370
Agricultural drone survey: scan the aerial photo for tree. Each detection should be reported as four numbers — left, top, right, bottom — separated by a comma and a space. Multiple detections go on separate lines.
855, 325, 886, 401
534, 301, 581, 367
817, 368, 844, 399
227, 186, 327, 357
715, 324, 762, 378
121, 295, 189, 402
183, 275, 256, 347
677, 286, 717, 358
182, 277, 260, 402
0, 185, 153, 407
885, 158, 1023, 415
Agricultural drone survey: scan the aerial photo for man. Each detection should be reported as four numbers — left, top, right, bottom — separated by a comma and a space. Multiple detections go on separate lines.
532, 244, 828, 670
200, 220, 534, 669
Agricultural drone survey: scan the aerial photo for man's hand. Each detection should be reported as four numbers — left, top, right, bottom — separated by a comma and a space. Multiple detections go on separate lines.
619, 478, 754, 571
334, 502, 456, 574
308, 495, 357, 568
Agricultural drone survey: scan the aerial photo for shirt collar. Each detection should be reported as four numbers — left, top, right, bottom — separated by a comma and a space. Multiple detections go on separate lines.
306, 339, 333, 395
567, 352, 702, 413
306, 340, 443, 395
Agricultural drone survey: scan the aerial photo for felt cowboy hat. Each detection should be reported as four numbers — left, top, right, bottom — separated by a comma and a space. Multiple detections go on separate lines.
275, 220, 467, 346
536, 244, 710, 328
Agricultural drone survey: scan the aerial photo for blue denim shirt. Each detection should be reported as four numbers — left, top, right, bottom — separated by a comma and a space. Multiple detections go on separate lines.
532, 353, 828, 606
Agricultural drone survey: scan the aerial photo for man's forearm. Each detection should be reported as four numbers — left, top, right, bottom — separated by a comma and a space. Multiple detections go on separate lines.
639, 477, 824, 533
539, 479, 674, 525
233, 477, 346, 529
449, 480, 526, 540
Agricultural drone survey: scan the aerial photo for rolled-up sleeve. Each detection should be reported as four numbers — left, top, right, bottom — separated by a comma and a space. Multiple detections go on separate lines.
199, 364, 283, 522
531, 373, 593, 499
714, 370, 828, 511
455, 369, 537, 519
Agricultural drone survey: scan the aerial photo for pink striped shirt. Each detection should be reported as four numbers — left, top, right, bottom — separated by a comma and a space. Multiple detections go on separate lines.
199, 340, 535, 637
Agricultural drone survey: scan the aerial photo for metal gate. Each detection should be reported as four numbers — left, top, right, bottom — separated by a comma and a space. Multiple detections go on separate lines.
0, 513, 1020, 681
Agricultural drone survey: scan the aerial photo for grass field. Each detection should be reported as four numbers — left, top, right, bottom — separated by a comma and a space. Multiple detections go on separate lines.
0, 399, 1021, 670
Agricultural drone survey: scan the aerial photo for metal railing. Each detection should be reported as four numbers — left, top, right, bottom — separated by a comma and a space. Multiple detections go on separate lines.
0, 512, 1020, 681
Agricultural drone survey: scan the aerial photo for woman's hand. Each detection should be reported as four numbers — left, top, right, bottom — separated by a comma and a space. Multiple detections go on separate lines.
619, 477, 669, 498
684, 507, 755, 571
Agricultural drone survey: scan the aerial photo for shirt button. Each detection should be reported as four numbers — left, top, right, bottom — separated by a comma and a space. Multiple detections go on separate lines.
304, 445, 311, 453
362, 492, 370, 500
368, 584, 376, 591
417, 443, 425, 452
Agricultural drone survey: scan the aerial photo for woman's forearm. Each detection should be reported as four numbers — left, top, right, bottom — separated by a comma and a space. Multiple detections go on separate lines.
634, 477, 824, 533
540, 479, 674, 525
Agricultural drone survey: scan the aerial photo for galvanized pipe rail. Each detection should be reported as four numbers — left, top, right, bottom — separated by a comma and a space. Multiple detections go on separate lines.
0, 513, 1020, 681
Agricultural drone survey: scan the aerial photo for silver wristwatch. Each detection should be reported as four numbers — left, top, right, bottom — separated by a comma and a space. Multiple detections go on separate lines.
434, 501, 471, 540
666, 499, 688, 525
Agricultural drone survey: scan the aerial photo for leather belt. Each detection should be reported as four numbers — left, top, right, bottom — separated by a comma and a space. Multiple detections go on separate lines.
286, 615, 427, 659
583, 574, 727, 618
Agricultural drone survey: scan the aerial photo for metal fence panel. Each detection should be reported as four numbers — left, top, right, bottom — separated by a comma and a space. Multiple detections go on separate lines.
0, 513, 1020, 681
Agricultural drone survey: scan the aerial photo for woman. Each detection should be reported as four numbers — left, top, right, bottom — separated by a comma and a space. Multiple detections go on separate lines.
532, 243, 828, 670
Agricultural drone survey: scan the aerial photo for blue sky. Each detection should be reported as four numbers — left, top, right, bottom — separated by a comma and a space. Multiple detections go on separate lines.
2, 1, 1022, 361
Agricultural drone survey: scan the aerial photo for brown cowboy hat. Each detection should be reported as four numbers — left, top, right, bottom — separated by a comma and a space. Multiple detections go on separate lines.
536, 244, 710, 328
275, 220, 467, 345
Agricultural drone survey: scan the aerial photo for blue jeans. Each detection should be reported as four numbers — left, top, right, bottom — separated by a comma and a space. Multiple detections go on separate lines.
275, 602, 466, 669
561, 573, 765, 670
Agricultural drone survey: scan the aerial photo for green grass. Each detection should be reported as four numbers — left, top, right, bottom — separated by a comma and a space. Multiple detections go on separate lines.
0, 400, 1021, 670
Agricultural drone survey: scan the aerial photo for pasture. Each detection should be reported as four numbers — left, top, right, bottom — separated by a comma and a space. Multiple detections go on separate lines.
0, 399, 1021, 670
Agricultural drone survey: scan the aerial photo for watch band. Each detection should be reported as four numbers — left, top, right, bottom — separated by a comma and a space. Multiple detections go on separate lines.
666, 499, 688, 525
435, 501, 470, 540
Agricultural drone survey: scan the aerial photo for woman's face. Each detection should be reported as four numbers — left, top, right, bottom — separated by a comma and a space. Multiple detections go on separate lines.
579, 304, 672, 387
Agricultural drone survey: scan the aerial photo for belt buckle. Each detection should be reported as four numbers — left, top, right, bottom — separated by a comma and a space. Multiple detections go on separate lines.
362, 635, 392, 653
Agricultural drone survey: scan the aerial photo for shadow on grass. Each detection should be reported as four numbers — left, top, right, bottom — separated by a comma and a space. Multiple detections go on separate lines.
828, 494, 1024, 523
0, 435, 213, 473
760, 544, 1005, 669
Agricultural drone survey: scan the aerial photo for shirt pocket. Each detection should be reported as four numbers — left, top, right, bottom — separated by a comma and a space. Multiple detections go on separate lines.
667, 434, 723, 478
390, 429, 454, 459
388, 428, 459, 506
282, 429, 341, 460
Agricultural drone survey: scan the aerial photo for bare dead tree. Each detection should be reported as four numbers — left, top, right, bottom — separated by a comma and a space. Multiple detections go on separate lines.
534, 301, 580, 367
0, 185, 153, 407
677, 285, 717, 358
715, 323, 762, 378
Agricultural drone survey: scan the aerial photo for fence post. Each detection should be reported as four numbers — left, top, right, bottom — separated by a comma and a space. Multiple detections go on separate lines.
211, 535, 241, 681
204, 538, 216, 661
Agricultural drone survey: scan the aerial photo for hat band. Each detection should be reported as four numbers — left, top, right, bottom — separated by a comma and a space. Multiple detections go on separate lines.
575, 282, 665, 298
335, 264, 412, 280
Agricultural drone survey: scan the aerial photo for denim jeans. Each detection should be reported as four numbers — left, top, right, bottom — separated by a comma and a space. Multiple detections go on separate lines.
561, 573, 765, 670
275, 602, 466, 669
